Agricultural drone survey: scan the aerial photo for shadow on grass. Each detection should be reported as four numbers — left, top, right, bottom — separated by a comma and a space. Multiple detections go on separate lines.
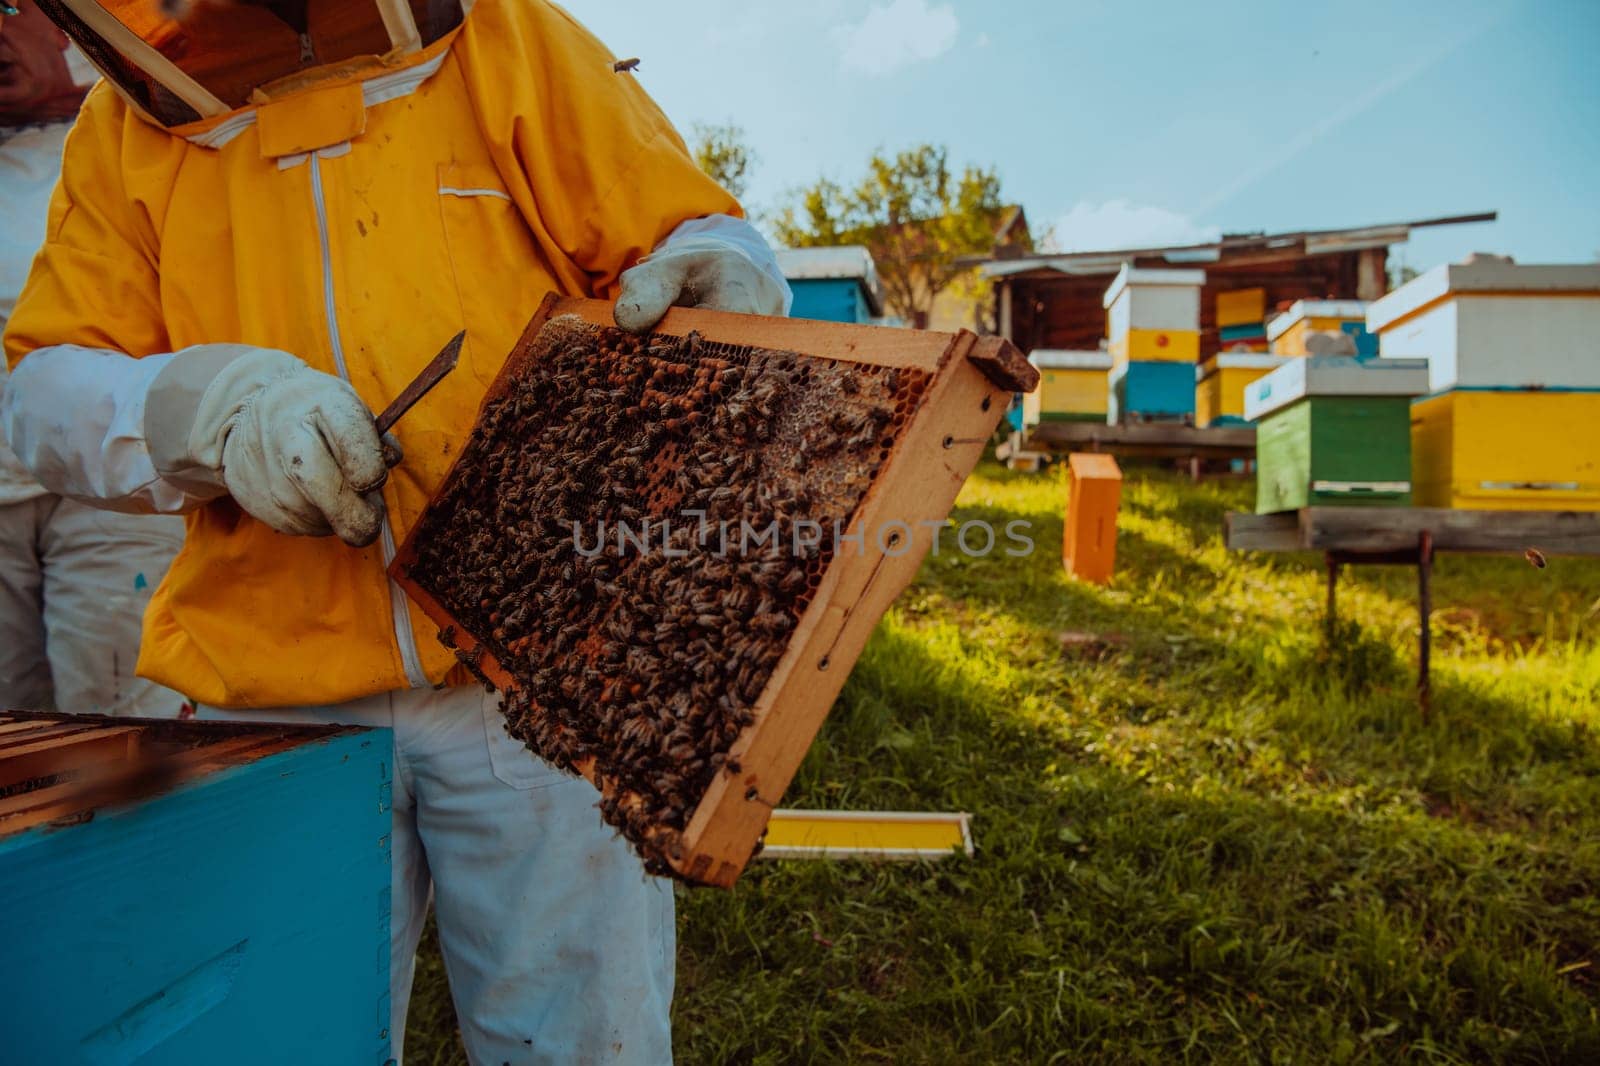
675, 627, 1600, 1065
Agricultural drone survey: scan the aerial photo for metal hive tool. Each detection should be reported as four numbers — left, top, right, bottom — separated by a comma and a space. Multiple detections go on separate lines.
391, 295, 1035, 886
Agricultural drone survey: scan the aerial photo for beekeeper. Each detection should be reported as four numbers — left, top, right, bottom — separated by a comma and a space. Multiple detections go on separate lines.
0, 2, 186, 716
1, 1, 789, 1062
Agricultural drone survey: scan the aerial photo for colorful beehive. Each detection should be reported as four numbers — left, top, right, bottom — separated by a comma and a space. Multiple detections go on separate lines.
776, 246, 885, 325
1246, 356, 1429, 514
1268, 299, 1376, 357
1196, 354, 1288, 426
0, 713, 391, 1065
1366, 261, 1600, 392
1215, 287, 1268, 351
1368, 261, 1600, 510
1103, 265, 1204, 365
1021, 349, 1113, 426
1411, 389, 1600, 510
1216, 287, 1266, 327
1004, 394, 1026, 433
1063, 452, 1122, 585
1109, 359, 1196, 424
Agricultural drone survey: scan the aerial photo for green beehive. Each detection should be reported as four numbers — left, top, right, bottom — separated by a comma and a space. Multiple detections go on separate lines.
1245, 357, 1428, 514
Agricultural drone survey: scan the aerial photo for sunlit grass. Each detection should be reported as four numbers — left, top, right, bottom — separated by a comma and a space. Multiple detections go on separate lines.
410, 463, 1600, 1064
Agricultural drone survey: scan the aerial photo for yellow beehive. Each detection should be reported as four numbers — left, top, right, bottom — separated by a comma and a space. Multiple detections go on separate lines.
1411, 390, 1600, 510
1022, 350, 1113, 426
1267, 300, 1374, 357
1103, 265, 1203, 366
1196, 354, 1288, 426
1215, 287, 1266, 328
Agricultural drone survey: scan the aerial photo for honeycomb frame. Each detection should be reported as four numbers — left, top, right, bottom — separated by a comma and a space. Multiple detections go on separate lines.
391, 294, 1034, 886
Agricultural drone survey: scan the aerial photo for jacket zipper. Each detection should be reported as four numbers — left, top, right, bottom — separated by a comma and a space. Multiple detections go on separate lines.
309, 152, 430, 690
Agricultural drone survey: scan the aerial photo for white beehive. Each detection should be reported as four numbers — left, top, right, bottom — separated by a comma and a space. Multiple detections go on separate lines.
1103, 266, 1205, 364
1367, 262, 1600, 391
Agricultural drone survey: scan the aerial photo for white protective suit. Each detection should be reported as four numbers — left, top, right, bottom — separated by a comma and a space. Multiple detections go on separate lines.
0, 118, 186, 716
2, 3, 792, 1062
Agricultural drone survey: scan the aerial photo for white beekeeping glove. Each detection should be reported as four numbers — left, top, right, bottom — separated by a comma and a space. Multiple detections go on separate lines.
145, 345, 397, 547
614, 235, 790, 333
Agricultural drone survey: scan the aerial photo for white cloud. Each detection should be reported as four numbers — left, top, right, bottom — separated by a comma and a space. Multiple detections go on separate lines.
974, 32, 992, 48
1044, 200, 1221, 253
835, 0, 960, 77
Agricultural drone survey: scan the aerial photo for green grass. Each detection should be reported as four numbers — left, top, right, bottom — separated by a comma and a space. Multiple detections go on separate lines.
408, 464, 1600, 1064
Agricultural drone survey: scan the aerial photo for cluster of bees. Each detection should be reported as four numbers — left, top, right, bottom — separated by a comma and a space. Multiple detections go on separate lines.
405, 316, 929, 872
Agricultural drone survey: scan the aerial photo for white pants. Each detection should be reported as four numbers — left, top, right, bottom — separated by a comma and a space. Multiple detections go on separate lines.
0, 494, 186, 716
197, 686, 675, 1065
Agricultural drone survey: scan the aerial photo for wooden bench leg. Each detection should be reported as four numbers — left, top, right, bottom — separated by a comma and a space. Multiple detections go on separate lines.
1418, 531, 1434, 720
1325, 553, 1339, 641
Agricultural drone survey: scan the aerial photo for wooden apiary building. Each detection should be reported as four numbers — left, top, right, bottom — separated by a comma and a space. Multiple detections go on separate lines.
1368, 260, 1600, 510
1022, 349, 1113, 425
1245, 356, 1429, 514
776, 246, 885, 326
1267, 299, 1377, 357
986, 213, 1496, 359
0, 714, 391, 1065
1197, 353, 1288, 426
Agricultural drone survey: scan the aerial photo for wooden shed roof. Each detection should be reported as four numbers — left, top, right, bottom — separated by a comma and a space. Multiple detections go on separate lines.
979, 211, 1496, 279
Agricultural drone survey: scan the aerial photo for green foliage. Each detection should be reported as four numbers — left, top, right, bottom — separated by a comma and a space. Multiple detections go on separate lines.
773, 145, 1010, 327
1389, 261, 1422, 291
692, 122, 757, 201
409, 466, 1600, 1064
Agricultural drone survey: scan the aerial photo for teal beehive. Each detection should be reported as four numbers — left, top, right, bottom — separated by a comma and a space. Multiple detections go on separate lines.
0, 714, 391, 1066
776, 246, 885, 324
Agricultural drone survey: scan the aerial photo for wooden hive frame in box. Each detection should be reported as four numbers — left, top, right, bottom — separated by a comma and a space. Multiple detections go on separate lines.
390, 294, 1035, 887
0, 711, 355, 837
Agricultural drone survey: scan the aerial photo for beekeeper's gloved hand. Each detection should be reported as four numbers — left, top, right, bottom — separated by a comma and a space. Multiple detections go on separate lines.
614, 235, 790, 333
144, 345, 399, 547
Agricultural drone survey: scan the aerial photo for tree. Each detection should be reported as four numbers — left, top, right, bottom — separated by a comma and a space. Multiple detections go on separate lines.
1389, 261, 1421, 291
773, 145, 1013, 328
692, 122, 757, 201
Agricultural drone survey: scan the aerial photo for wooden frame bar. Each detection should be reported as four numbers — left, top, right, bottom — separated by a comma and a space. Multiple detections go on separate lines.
1226, 507, 1600, 556
1028, 421, 1256, 461
0, 713, 357, 838
0, 728, 141, 793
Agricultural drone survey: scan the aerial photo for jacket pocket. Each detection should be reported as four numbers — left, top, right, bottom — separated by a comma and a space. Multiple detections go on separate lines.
436, 163, 554, 390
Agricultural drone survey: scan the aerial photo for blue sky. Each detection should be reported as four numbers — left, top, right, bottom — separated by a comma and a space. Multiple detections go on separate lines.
571, 0, 1600, 271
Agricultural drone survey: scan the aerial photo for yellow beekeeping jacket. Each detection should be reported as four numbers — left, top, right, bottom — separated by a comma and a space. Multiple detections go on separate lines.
3, 0, 740, 708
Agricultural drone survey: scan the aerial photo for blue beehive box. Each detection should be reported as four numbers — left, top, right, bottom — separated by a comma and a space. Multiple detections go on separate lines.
0, 714, 391, 1065
1109, 360, 1196, 423
776, 246, 885, 325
